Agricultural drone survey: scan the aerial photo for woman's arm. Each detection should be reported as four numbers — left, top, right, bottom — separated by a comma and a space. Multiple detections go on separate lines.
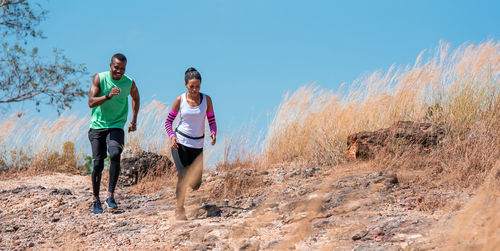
165, 96, 181, 149
206, 95, 217, 145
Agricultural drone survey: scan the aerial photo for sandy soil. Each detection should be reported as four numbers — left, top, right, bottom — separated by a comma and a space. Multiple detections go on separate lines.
0, 163, 470, 250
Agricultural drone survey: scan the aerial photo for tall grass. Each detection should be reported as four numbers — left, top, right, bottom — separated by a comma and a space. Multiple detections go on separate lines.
0, 101, 172, 174
262, 40, 499, 167
216, 122, 264, 170
0, 98, 222, 174
125, 100, 171, 155
445, 160, 500, 250
0, 112, 89, 173
2, 40, 498, 182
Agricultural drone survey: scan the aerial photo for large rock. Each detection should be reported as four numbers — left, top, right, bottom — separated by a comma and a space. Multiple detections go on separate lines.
119, 151, 174, 186
345, 121, 446, 161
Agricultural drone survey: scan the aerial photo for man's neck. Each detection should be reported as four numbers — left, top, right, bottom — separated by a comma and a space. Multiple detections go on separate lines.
110, 71, 121, 80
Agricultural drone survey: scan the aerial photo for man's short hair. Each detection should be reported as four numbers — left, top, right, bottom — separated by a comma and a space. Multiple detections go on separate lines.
111, 53, 127, 62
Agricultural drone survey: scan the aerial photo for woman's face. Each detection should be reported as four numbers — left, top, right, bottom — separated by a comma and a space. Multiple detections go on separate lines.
185, 79, 201, 96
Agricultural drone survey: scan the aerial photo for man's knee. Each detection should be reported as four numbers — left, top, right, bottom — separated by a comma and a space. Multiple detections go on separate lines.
92, 159, 105, 173
109, 147, 122, 162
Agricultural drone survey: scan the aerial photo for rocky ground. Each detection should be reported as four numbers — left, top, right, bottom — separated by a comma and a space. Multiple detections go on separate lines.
0, 162, 471, 250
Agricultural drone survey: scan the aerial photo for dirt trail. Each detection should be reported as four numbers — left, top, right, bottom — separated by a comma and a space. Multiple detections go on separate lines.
0, 163, 473, 250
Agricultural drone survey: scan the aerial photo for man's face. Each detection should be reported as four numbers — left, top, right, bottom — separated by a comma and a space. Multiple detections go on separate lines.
110, 58, 126, 80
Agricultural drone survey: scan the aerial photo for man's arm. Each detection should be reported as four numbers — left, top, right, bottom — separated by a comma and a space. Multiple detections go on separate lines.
88, 74, 105, 108
128, 80, 140, 132
88, 74, 121, 108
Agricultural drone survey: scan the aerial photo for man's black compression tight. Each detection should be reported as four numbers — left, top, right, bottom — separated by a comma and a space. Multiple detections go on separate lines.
88, 128, 124, 199
91, 146, 122, 198
108, 147, 121, 194
92, 159, 104, 198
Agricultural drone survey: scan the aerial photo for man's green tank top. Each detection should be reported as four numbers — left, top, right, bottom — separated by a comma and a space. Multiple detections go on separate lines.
90, 71, 133, 129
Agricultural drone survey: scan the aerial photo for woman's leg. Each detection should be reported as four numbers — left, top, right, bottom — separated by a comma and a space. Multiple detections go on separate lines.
172, 144, 190, 217
171, 144, 204, 219
188, 148, 203, 190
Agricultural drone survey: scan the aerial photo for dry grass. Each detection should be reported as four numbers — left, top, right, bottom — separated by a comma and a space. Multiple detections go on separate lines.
262, 40, 499, 168
211, 40, 499, 248
212, 114, 267, 171
242, 40, 499, 248
0, 99, 177, 176
0, 96, 225, 200
377, 121, 499, 189
444, 160, 500, 250
125, 100, 171, 156
207, 167, 264, 199
214, 40, 499, 221
216, 130, 263, 171
0, 112, 89, 174
130, 165, 176, 194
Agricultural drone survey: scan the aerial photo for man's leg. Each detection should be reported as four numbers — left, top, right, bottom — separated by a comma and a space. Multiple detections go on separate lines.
105, 128, 124, 209
88, 129, 108, 214
91, 159, 105, 198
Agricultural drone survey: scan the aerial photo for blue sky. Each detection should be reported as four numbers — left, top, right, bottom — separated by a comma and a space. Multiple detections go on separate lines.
7, 0, 500, 140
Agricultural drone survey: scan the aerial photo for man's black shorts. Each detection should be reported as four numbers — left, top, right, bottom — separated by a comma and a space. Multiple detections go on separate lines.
88, 128, 125, 160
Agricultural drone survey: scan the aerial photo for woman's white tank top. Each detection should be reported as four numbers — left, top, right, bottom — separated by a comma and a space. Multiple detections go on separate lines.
176, 93, 207, 149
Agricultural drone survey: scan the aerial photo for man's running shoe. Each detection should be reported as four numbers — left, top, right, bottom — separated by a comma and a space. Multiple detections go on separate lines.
105, 196, 118, 209
93, 200, 103, 214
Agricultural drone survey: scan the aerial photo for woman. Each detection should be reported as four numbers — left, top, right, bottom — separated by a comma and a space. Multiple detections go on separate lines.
164, 67, 217, 220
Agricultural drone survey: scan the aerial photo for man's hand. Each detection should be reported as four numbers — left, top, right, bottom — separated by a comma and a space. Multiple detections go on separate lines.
128, 122, 136, 132
108, 87, 121, 98
210, 134, 216, 145
171, 136, 179, 149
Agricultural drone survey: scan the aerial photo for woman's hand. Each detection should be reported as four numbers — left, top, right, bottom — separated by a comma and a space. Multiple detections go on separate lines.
210, 134, 216, 145
171, 136, 179, 149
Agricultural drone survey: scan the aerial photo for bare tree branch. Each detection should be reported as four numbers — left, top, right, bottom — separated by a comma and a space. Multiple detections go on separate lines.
0, 1, 87, 114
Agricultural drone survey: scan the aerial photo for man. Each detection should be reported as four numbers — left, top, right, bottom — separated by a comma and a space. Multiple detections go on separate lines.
88, 53, 140, 214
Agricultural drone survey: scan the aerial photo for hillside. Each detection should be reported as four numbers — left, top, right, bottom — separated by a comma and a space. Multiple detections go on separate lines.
0, 40, 498, 250
1, 158, 498, 250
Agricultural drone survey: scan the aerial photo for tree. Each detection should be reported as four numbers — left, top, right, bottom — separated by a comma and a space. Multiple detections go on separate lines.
0, 0, 87, 114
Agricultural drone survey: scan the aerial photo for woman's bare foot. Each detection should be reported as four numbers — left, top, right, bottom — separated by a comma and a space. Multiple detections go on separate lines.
175, 207, 187, 221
